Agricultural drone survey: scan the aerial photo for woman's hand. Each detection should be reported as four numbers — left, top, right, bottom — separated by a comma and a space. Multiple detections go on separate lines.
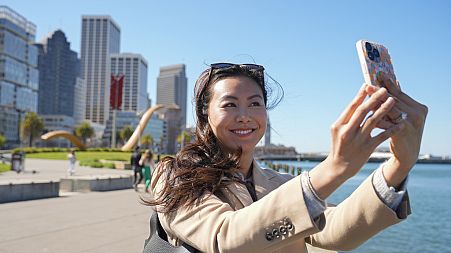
366, 73, 428, 188
310, 84, 404, 199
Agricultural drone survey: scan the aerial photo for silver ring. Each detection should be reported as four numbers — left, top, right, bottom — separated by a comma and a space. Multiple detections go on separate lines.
393, 112, 407, 124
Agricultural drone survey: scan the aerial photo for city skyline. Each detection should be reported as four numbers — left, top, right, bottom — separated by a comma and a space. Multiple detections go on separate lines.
2, 1, 450, 156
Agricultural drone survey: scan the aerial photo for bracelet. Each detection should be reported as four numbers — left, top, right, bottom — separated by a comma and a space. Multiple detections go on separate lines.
304, 171, 326, 202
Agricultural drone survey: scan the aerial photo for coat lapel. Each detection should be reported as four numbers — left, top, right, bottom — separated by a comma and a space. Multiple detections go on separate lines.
225, 181, 253, 208
252, 160, 281, 200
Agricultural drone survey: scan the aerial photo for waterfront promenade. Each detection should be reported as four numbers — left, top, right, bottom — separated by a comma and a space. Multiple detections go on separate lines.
0, 159, 151, 253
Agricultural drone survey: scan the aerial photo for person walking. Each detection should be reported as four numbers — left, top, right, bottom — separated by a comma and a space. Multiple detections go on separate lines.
131, 146, 143, 191
140, 150, 155, 193
67, 150, 76, 176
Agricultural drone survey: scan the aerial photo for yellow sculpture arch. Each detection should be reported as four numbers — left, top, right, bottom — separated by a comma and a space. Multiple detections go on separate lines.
41, 130, 86, 149
121, 104, 166, 151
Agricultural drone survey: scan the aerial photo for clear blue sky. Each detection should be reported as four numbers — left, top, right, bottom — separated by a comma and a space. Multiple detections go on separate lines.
4, 1, 450, 156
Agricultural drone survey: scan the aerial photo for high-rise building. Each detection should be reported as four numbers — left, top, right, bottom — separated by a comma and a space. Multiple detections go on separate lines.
103, 53, 148, 147
110, 53, 148, 113
156, 64, 187, 128
158, 106, 181, 154
73, 77, 86, 124
36, 29, 80, 117
80, 15, 120, 125
0, 6, 39, 146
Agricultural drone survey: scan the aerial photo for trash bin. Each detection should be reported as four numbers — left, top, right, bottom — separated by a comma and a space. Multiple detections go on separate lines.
11, 152, 25, 173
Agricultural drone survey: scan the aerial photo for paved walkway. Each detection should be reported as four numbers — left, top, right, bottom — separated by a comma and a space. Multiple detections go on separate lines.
0, 159, 152, 253
0, 159, 133, 184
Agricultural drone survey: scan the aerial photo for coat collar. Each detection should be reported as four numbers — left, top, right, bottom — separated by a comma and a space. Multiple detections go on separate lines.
224, 160, 281, 208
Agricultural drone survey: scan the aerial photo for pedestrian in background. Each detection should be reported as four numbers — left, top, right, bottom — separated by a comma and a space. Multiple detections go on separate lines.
131, 146, 143, 191
67, 149, 76, 176
140, 150, 155, 193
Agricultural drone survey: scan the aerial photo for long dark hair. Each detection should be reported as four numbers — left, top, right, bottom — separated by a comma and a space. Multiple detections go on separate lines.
145, 64, 282, 213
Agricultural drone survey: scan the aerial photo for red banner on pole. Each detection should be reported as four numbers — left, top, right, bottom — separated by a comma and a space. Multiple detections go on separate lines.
110, 75, 124, 110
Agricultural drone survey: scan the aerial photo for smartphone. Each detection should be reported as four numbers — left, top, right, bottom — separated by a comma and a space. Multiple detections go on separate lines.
356, 40, 397, 87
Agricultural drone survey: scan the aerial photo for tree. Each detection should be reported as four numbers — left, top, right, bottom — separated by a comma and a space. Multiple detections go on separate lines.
0, 134, 5, 148
177, 130, 192, 148
119, 125, 133, 144
141, 134, 153, 149
20, 112, 44, 147
75, 121, 95, 145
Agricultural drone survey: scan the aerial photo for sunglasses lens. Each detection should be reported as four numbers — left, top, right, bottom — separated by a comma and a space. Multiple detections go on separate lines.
210, 63, 264, 71
241, 64, 264, 71
210, 63, 234, 69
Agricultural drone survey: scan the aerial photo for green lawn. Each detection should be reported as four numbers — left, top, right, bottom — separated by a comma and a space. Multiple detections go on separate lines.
26, 151, 132, 162
0, 163, 10, 173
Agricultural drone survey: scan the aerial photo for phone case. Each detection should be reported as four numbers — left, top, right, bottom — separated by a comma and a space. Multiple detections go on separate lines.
356, 40, 397, 87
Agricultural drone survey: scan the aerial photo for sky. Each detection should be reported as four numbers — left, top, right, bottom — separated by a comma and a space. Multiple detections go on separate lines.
3, 1, 450, 156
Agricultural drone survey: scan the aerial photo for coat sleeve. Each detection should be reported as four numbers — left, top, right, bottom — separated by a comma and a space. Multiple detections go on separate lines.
306, 172, 411, 251
153, 170, 325, 253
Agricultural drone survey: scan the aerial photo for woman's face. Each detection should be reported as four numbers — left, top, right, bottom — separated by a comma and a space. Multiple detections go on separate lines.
207, 76, 267, 154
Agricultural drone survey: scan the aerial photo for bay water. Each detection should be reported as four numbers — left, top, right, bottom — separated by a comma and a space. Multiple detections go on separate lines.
265, 161, 451, 252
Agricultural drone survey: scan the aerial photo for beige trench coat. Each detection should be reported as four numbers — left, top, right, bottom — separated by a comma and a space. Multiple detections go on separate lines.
152, 161, 410, 253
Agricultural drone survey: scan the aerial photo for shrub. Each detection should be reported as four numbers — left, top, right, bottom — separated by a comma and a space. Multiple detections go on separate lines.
104, 162, 115, 169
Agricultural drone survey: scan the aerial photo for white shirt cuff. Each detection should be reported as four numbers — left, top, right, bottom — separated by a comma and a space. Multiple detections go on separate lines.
372, 163, 408, 211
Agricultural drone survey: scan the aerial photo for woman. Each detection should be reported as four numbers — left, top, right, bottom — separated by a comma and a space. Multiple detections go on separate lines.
67, 149, 76, 176
148, 63, 427, 253
140, 150, 155, 193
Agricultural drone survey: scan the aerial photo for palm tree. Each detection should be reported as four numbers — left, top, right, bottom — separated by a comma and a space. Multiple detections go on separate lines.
119, 125, 133, 145
20, 112, 44, 147
75, 121, 95, 145
141, 134, 153, 149
0, 134, 5, 149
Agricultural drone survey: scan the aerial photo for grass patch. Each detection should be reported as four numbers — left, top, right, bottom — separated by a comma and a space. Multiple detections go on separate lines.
0, 163, 10, 173
24, 151, 171, 169
27, 151, 133, 169
26, 151, 132, 162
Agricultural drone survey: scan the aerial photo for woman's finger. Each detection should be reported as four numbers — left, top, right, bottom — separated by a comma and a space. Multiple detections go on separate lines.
335, 83, 367, 125
365, 83, 404, 122
377, 72, 401, 95
361, 96, 396, 135
347, 87, 389, 131
376, 118, 396, 130
372, 121, 405, 148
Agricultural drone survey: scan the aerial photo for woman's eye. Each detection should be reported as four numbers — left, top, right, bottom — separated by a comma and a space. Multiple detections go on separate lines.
223, 103, 236, 108
250, 101, 261, 107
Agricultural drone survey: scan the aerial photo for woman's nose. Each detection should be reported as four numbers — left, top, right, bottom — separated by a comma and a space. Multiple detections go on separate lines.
236, 108, 251, 123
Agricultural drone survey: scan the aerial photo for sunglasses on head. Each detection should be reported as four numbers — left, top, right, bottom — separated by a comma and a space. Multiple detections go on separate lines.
209, 63, 265, 71
206, 63, 265, 86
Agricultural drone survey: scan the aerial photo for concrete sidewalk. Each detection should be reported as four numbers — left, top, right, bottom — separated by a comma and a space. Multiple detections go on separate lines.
0, 159, 133, 184
0, 158, 151, 252
0, 189, 152, 253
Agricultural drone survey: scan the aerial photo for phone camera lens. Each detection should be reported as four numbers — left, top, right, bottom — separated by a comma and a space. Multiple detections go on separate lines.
368, 51, 375, 61
373, 48, 380, 58
365, 42, 373, 51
